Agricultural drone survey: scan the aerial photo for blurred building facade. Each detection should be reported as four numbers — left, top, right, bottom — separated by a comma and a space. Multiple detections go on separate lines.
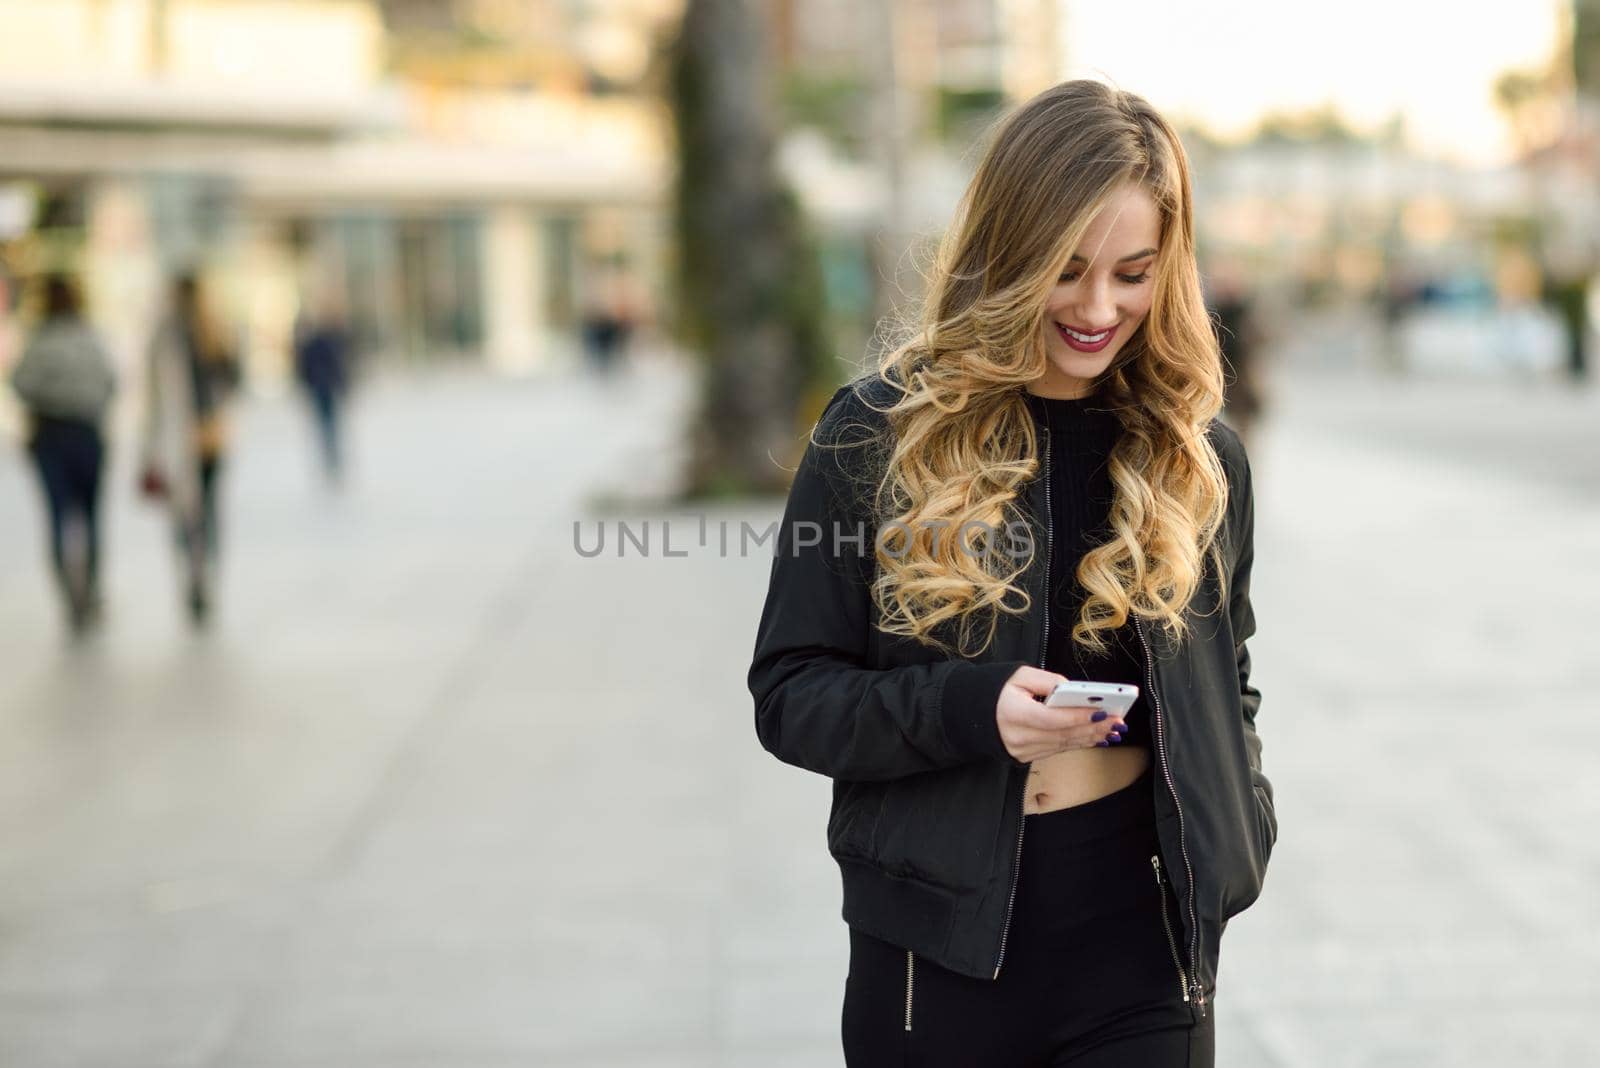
0, 0, 673, 396
2, 0, 1590, 399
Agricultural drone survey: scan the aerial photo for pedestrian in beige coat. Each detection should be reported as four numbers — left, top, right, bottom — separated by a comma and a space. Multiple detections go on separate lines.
138, 272, 240, 625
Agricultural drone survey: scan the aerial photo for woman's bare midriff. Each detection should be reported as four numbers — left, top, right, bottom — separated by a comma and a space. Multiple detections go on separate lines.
1023, 744, 1152, 815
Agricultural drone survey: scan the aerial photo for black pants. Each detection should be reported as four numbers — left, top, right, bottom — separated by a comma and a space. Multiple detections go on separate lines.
306, 387, 342, 478
841, 764, 1214, 1066
27, 416, 105, 610
176, 454, 222, 564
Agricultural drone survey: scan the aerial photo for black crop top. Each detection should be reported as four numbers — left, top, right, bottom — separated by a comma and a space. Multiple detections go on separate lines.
1022, 388, 1153, 750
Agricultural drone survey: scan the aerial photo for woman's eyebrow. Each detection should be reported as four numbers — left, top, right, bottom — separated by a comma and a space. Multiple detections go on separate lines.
1067, 247, 1159, 265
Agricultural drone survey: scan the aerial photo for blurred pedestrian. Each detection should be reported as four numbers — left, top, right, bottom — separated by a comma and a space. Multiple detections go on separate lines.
1542, 267, 1592, 383
292, 292, 354, 484
1205, 258, 1266, 449
138, 272, 240, 626
8, 273, 116, 634
580, 257, 637, 377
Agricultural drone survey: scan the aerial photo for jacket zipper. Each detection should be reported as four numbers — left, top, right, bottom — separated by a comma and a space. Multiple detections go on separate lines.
1149, 853, 1190, 1003
993, 423, 1050, 980
1134, 615, 1207, 1017
904, 949, 915, 1031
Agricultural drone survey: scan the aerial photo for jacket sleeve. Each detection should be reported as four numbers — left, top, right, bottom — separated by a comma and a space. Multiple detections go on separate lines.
1228, 440, 1277, 854
748, 383, 1028, 782
7, 336, 44, 409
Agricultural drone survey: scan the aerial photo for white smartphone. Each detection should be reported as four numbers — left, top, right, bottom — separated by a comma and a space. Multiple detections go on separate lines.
1045, 680, 1139, 718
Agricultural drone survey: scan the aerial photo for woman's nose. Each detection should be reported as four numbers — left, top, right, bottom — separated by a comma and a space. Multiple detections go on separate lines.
1071, 280, 1117, 328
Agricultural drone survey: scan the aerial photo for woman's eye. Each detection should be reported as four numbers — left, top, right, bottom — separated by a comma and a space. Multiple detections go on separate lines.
1057, 271, 1151, 285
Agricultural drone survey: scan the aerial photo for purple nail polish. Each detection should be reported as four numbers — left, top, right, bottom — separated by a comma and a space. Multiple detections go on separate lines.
1109, 734, 1122, 744
1091, 710, 1107, 722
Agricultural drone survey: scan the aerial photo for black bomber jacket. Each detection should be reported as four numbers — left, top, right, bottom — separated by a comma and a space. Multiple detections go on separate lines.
746, 372, 1277, 1018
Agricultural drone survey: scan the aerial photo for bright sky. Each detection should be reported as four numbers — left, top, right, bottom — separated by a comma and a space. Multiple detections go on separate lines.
1060, 0, 1567, 166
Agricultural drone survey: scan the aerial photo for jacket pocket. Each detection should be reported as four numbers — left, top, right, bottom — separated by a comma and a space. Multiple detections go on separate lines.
1219, 784, 1276, 921
827, 781, 887, 862
1253, 780, 1278, 866
871, 760, 1009, 891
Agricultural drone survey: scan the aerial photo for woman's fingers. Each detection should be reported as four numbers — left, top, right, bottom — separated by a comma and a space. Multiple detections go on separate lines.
1006, 665, 1067, 699
1087, 712, 1130, 748
1020, 701, 1120, 734
1064, 710, 1126, 752
1009, 705, 1126, 759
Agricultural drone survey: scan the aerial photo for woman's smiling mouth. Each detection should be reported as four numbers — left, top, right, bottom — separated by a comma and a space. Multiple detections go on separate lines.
1054, 321, 1117, 352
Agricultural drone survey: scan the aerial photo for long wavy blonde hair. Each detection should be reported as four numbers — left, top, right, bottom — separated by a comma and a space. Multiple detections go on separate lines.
826, 79, 1232, 659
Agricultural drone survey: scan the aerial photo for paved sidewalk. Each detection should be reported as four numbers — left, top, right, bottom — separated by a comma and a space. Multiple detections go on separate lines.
1208, 368, 1600, 1066
0, 357, 1595, 1066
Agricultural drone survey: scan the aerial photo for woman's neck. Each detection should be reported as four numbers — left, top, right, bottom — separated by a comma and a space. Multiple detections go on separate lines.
1024, 373, 1100, 400
1024, 375, 1100, 399
1025, 383, 1101, 401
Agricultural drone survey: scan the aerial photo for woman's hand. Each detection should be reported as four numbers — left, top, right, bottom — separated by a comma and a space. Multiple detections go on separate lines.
995, 666, 1126, 763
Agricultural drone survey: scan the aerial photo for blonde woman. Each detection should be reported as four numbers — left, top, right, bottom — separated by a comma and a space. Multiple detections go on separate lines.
140, 272, 240, 625
748, 80, 1275, 1066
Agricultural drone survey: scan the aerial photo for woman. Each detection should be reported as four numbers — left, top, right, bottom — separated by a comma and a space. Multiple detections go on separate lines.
9, 273, 117, 633
748, 80, 1276, 1066
140, 272, 240, 625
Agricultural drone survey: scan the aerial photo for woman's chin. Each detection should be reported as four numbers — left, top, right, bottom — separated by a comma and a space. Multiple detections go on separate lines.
1045, 345, 1118, 380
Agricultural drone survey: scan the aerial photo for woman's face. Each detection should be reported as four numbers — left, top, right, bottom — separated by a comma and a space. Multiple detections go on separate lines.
1031, 182, 1162, 399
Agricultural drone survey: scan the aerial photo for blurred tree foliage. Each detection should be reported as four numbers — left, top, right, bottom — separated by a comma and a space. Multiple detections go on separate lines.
932, 87, 1005, 144
781, 72, 870, 156
1250, 105, 1363, 146
1574, 0, 1600, 94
